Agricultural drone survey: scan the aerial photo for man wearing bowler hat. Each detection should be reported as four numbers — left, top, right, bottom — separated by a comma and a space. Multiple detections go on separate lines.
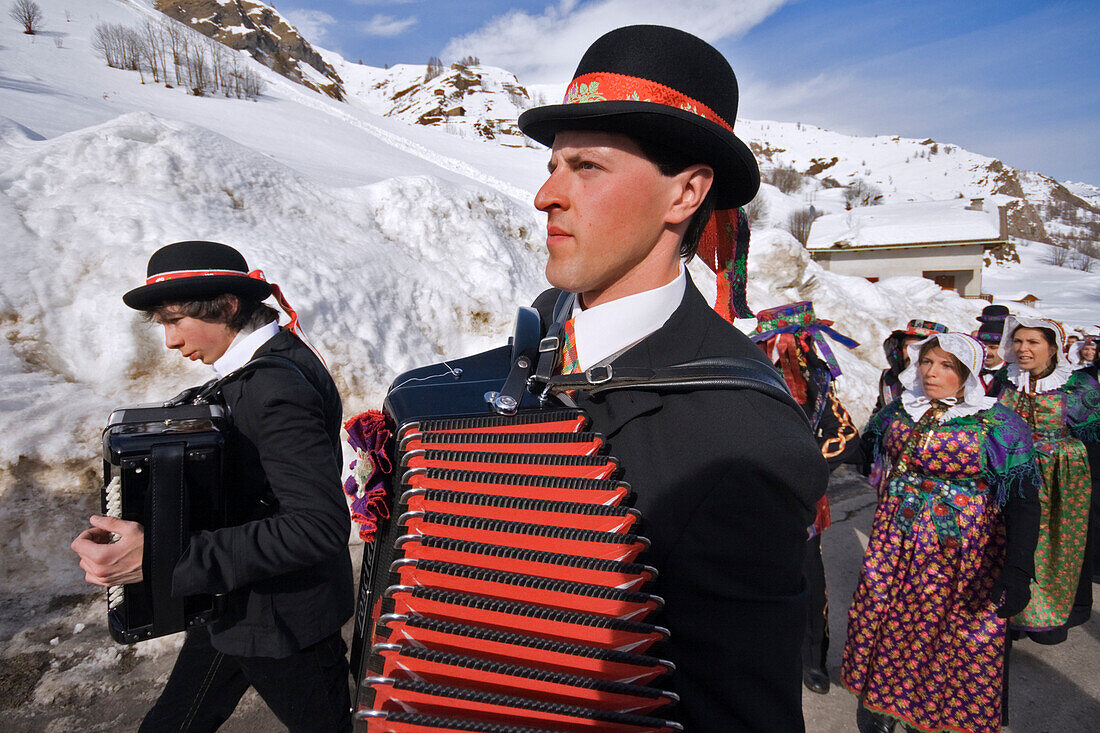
71, 241, 353, 732
517, 25, 827, 731
975, 304, 1009, 393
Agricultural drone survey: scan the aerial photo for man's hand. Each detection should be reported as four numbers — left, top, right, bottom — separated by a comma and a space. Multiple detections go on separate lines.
71, 516, 145, 586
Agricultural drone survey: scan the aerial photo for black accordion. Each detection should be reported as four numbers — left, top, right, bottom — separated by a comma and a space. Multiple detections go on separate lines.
101, 399, 228, 644
351, 307, 682, 733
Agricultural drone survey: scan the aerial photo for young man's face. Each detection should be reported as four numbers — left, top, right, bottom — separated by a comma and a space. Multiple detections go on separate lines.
155, 308, 236, 364
533, 130, 707, 307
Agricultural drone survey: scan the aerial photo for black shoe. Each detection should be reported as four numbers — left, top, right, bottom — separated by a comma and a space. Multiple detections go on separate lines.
869, 714, 897, 733
802, 666, 830, 695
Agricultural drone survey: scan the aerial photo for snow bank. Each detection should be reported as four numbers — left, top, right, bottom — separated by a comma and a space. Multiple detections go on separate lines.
0, 112, 546, 468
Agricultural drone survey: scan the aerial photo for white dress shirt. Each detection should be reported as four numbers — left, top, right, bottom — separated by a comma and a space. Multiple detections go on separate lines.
213, 320, 281, 378
569, 267, 686, 371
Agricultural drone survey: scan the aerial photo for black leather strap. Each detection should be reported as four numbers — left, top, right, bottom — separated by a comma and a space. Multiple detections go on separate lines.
147, 442, 187, 637
543, 356, 806, 421
532, 291, 577, 391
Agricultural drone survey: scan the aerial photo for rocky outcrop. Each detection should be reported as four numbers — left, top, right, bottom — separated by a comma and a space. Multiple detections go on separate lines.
369, 62, 534, 145
1004, 199, 1051, 244
155, 0, 344, 99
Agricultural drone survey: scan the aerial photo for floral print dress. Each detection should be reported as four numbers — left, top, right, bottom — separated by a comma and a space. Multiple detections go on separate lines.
842, 401, 1038, 733
997, 370, 1100, 633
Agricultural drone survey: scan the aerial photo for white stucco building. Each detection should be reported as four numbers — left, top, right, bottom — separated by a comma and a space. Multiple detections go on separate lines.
807, 199, 1008, 298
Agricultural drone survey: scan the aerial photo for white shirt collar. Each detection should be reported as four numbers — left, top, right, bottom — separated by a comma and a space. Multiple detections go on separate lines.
212, 320, 281, 378
569, 267, 686, 371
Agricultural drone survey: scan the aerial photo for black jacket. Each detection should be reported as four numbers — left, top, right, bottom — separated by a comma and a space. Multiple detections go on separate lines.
172, 329, 354, 658
534, 277, 828, 732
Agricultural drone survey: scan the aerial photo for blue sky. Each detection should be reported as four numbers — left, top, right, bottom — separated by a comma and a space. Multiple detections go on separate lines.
278, 0, 1100, 186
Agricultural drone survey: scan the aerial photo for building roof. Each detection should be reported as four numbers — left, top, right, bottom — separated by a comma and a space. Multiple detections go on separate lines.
806, 199, 1004, 251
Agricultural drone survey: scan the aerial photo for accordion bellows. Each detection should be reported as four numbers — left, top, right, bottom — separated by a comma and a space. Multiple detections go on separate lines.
354, 408, 681, 733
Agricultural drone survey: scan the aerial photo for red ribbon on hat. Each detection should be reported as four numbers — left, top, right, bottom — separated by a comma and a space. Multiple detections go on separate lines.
146, 268, 259, 284
147, 267, 326, 366
562, 72, 734, 132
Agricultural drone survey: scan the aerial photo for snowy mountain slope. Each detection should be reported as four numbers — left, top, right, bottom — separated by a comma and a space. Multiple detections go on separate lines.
737, 119, 1098, 247
1065, 181, 1100, 209
983, 240, 1100, 328
0, 0, 549, 194
333, 59, 536, 145
154, 0, 345, 99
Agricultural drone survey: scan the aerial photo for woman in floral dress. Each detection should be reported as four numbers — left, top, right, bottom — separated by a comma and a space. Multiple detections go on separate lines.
993, 316, 1100, 644
843, 333, 1040, 733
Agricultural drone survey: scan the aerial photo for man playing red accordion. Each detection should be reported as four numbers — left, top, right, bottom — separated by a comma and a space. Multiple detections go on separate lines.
516, 25, 828, 731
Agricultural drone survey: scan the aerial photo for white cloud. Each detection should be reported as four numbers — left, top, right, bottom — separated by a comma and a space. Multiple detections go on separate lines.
358, 13, 418, 37
281, 8, 338, 43
442, 0, 790, 85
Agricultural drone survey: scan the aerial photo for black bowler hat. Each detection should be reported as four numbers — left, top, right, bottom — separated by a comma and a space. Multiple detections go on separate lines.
517, 25, 760, 208
976, 320, 1004, 346
123, 241, 272, 310
977, 304, 1009, 323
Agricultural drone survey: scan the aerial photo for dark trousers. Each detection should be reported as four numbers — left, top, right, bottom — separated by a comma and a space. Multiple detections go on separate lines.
140, 628, 352, 733
802, 534, 829, 670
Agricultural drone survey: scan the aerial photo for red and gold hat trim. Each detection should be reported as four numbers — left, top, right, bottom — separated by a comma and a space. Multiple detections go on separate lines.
563, 72, 734, 133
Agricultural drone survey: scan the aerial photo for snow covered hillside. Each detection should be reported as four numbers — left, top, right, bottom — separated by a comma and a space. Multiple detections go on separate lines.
335, 59, 537, 145
0, 0, 1097, 628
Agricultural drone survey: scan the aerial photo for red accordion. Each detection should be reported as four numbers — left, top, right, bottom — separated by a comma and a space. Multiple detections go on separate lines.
349, 311, 680, 733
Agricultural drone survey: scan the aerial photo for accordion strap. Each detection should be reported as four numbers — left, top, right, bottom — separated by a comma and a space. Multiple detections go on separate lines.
147, 442, 187, 638
542, 357, 806, 421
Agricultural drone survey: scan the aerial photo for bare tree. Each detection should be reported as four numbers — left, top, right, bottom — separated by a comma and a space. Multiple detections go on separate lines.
161, 21, 184, 86
91, 17, 263, 100
139, 19, 170, 84
1070, 241, 1098, 272
763, 164, 803, 194
743, 195, 768, 227
138, 20, 162, 83
92, 23, 120, 67
786, 207, 820, 246
1045, 243, 1070, 267
844, 178, 882, 208
424, 55, 443, 82
9, 0, 43, 34
189, 39, 209, 95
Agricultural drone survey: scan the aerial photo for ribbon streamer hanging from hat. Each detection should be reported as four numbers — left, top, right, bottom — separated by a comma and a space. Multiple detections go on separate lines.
254, 271, 328, 367
696, 207, 752, 322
